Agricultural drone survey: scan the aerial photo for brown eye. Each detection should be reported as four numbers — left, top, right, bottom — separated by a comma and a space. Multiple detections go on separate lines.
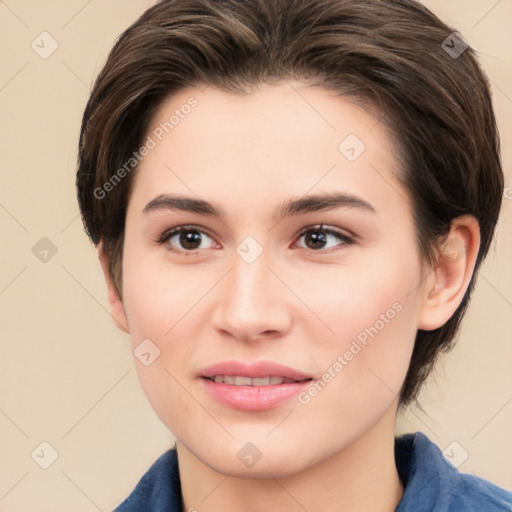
296, 226, 354, 251
179, 229, 203, 250
159, 226, 217, 253
303, 229, 328, 249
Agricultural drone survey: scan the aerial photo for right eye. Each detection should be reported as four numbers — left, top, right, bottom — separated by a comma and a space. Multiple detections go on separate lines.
158, 225, 220, 255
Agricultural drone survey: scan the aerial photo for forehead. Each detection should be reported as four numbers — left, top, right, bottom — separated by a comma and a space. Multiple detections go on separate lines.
146, 81, 390, 159
130, 82, 408, 219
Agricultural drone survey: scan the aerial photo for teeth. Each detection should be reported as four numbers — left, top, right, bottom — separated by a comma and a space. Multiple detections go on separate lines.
235, 376, 253, 385
209, 375, 299, 386
252, 377, 271, 386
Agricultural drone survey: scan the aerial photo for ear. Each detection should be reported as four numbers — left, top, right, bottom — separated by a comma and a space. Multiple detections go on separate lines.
418, 215, 481, 331
97, 241, 130, 334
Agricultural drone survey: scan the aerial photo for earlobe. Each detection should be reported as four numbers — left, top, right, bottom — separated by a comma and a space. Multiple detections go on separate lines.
418, 216, 480, 331
97, 241, 130, 334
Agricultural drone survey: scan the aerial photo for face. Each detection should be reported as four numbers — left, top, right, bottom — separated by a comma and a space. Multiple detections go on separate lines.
115, 82, 429, 477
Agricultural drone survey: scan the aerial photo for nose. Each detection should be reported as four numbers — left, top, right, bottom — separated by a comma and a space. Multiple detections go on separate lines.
211, 249, 293, 343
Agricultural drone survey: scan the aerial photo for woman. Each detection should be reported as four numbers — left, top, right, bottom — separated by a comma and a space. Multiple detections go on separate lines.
76, 0, 512, 510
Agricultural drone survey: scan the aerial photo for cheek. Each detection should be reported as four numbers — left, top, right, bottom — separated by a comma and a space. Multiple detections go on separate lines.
121, 266, 197, 431
120, 246, 218, 424
121, 246, 208, 340
290, 249, 421, 396
292, 249, 420, 343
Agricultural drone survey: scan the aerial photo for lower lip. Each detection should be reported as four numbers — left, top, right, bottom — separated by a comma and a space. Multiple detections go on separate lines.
202, 378, 312, 411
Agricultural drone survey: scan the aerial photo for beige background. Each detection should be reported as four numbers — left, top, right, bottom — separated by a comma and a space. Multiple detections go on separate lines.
0, 1, 511, 510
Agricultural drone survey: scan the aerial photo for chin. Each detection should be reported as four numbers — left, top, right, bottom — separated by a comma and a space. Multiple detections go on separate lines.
185, 434, 322, 479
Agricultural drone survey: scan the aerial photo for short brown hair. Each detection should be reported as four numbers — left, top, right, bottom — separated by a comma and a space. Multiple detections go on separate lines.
76, 0, 503, 405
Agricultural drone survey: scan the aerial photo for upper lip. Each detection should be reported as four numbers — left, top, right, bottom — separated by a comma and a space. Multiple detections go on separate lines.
200, 360, 313, 381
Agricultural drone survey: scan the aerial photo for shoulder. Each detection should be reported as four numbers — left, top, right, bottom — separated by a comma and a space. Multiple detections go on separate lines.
395, 432, 512, 512
113, 448, 182, 512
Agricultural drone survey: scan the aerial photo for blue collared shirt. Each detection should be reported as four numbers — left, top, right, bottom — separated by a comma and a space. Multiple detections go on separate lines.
114, 432, 512, 511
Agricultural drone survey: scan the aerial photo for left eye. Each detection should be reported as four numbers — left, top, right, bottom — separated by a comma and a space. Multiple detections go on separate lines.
295, 226, 354, 251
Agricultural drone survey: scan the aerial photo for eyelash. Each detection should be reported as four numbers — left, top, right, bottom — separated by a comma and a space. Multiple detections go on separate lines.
156, 224, 355, 257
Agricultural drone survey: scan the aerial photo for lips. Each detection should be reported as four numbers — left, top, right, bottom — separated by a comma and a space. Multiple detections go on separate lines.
208, 375, 298, 386
200, 360, 313, 382
200, 360, 314, 410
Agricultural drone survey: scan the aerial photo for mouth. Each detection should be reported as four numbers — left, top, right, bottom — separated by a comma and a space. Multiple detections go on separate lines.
199, 360, 314, 410
202, 375, 312, 386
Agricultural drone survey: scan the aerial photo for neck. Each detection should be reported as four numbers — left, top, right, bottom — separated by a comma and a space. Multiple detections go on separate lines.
177, 406, 403, 512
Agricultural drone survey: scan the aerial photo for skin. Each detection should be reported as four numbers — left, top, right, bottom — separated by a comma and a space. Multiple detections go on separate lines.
99, 82, 480, 512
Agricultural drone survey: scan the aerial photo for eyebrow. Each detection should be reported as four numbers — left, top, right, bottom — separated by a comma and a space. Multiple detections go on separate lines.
142, 192, 376, 220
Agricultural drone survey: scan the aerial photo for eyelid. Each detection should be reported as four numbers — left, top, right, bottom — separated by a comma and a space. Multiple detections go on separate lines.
296, 223, 354, 239
157, 224, 220, 255
293, 224, 356, 248
157, 224, 213, 243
